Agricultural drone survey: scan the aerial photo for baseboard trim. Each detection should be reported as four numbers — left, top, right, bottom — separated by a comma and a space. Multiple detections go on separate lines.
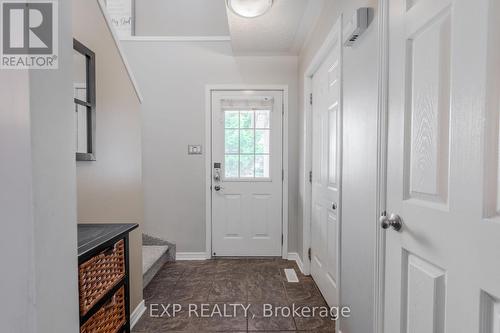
130, 300, 146, 329
287, 252, 305, 275
176, 252, 210, 260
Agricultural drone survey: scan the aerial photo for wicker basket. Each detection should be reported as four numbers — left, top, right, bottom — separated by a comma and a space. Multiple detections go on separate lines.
79, 240, 125, 316
81, 286, 126, 333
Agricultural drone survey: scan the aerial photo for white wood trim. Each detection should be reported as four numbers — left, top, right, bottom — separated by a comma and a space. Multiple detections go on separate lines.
287, 252, 305, 275
205, 85, 289, 259
176, 252, 210, 261
302, 76, 313, 276
302, 16, 345, 277
205, 87, 213, 259
302, 8, 388, 331
97, 0, 144, 103
130, 300, 146, 329
302, 17, 342, 333
232, 51, 298, 57
302, 17, 342, 276
207, 84, 291, 91
120, 36, 231, 42
282, 87, 289, 260
374, 1, 389, 333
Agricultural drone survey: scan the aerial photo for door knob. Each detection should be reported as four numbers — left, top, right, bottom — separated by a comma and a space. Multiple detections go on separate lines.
332, 203, 337, 210
380, 213, 403, 232
214, 185, 223, 192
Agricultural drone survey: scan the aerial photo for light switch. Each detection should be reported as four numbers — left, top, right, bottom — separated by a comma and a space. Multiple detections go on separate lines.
188, 145, 202, 155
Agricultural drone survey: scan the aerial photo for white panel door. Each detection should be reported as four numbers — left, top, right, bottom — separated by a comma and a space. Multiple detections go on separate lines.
311, 36, 341, 307
384, 0, 500, 332
211, 90, 283, 256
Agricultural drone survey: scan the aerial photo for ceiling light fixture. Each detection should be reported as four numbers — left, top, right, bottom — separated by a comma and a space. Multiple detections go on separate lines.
226, 0, 274, 18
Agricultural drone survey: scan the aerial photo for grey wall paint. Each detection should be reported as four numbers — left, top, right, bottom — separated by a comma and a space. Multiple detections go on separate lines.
299, 1, 380, 332
123, 41, 299, 253
135, 0, 230, 36
0, 68, 37, 333
74, 0, 144, 310
0, 0, 79, 331
29, 0, 80, 330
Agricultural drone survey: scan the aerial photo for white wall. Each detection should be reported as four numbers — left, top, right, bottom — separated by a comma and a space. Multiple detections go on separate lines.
299, 1, 380, 332
122, 41, 299, 253
0, 0, 80, 331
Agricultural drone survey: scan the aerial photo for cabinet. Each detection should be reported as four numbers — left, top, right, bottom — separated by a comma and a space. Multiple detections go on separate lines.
78, 224, 138, 333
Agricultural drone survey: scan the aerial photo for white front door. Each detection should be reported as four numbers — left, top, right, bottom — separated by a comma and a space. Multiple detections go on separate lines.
311, 32, 342, 307
384, 0, 500, 332
211, 90, 283, 257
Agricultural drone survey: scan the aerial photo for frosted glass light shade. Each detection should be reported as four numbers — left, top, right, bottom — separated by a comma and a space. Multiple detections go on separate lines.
226, 0, 273, 18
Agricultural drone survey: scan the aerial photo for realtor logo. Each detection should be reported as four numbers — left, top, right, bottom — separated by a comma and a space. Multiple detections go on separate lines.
1, 0, 58, 69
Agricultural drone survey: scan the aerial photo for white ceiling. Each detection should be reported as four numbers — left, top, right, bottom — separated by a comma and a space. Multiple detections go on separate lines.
135, 0, 230, 36
134, 0, 322, 55
226, 0, 322, 55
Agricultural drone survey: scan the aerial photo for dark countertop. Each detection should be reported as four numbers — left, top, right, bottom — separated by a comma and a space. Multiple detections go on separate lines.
78, 223, 138, 258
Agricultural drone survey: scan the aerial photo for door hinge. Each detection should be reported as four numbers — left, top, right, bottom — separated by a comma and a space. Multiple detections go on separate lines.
310, 93, 313, 105
308, 247, 312, 261
282, 169, 284, 181
281, 234, 284, 245
309, 171, 312, 183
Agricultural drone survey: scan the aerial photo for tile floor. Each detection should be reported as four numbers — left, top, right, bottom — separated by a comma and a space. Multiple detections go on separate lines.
133, 259, 336, 332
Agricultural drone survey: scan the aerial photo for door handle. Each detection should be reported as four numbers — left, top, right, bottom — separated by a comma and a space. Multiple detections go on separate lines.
380, 213, 403, 232
214, 185, 223, 192
332, 203, 337, 210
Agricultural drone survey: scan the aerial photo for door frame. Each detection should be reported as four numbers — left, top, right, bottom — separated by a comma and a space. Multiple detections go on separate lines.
374, 1, 389, 333
301, 3, 389, 332
302, 16, 343, 316
205, 85, 289, 259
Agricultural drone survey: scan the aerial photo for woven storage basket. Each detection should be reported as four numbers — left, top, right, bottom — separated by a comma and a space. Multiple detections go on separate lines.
79, 239, 125, 316
81, 286, 126, 333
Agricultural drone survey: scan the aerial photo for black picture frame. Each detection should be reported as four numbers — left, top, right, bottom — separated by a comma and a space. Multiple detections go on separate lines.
73, 39, 96, 161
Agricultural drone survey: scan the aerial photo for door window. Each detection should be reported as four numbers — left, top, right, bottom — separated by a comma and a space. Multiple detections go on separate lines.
224, 110, 271, 179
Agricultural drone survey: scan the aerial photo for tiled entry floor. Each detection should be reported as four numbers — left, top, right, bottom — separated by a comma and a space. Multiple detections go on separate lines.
133, 259, 336, 332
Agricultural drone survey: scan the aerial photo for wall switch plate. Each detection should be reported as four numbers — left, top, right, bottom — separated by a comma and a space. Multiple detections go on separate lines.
188, 145, 202, 155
